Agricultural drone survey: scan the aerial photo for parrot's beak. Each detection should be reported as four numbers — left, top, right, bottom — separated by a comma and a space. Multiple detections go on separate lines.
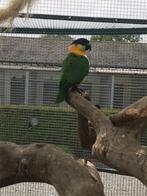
86, 43, 91, 51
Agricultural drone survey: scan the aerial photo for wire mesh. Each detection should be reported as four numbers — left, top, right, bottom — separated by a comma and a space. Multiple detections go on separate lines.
0, 175, 146, 196
0, 0, 147, 195
0, 0, 147, 35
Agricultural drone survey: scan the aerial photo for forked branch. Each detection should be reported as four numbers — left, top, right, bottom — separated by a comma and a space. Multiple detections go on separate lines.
68, 91, 147, 186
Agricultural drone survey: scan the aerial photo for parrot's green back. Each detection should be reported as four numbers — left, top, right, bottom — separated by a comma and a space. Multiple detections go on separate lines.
56, 53, 90, 103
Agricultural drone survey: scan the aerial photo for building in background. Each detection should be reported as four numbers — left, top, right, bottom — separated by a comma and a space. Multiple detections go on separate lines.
0, 36, 147, 109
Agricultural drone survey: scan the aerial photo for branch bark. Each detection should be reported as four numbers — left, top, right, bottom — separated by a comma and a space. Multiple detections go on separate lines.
77, 112, 96, 149
0, 142, 105, 196
0, 0, 35, 23
68, 91, 147, 186
110, 96, 147, 131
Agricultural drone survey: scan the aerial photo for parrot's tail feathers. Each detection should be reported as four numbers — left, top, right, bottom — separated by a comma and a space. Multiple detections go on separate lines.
56, 91, 66, 103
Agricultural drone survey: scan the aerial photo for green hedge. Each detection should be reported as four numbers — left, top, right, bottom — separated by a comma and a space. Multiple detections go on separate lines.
0, 105, 80, 154
0, 105, 146, 155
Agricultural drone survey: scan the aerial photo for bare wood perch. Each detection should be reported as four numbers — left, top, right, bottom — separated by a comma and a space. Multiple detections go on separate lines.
68, 91, 147, 187
0, 142, 105, 196
0, 0, 35, 23
110, 96, 147, 128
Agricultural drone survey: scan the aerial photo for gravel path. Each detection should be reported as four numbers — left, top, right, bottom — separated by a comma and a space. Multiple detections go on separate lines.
0, 172, 146, 196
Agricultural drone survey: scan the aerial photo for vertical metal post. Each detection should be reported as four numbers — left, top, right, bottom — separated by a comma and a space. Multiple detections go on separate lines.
110, 75, 115, 109
4, 72, 11, 104
25, 71, 29, 105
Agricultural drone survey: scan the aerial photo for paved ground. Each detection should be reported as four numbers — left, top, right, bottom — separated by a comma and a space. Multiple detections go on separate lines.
100, 172, 147, 196
0, 172, 146, 196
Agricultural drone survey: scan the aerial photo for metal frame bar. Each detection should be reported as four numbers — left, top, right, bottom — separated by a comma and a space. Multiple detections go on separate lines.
1, 27, 147, 35
24, 71, 29, 105
110, 75, 114, 109
19, 14, 147, 25
0, 63, 147, 75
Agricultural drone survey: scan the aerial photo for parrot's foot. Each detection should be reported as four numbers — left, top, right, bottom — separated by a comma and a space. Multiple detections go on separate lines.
84, 158, 88, 166
70, 86, 91, 101
71, 86, 84, 94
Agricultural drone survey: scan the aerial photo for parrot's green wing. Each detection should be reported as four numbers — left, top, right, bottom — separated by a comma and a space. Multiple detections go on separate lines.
63, 53, 89, 84
56, 53, 90, 103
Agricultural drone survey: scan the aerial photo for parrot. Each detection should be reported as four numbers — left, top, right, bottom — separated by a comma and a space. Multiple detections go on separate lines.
56, 38, 91, 103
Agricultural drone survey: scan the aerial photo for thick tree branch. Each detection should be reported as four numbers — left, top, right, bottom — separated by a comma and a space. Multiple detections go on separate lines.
110, 96, 147, 129
77, 112, 96, 150
68, 91, 147, 186
0, 142, 105, 196
68, 91, 112, 133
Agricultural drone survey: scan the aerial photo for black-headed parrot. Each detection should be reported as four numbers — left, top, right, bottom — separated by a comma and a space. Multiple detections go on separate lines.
56, 38, 91, 103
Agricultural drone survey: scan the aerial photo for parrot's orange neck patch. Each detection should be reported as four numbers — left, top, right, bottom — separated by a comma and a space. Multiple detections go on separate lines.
68, 44, 86, 56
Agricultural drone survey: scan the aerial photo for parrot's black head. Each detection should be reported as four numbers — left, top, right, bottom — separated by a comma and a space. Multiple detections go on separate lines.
71, 38, 91, 51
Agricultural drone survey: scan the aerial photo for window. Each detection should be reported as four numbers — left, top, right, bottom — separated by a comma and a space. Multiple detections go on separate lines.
10, 75, 25, 104
113, 75, 147, 109
113, 83, 125, 109
43, 80, 58, 105
99, 74, 112, 108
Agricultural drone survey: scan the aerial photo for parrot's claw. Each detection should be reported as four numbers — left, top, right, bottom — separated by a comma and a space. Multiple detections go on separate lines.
84, 158, 88, 166
77, 88, 84, 94
71, 86, 84, 94
70, 87, 90, 99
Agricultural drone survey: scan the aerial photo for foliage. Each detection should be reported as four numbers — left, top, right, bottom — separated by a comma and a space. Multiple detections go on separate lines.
0, 105, 78, 155
0, 105, 146, 155
41, 34, 73, 40
91, 35, 141, 43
